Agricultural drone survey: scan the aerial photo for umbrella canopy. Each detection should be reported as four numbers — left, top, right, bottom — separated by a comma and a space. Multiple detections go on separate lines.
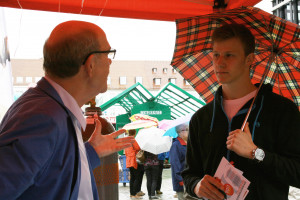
135, 127, 172, 154
130, 114, 158, 124
0, 0, 261, 21
159, 114, 192, 131
159, 114, 192, 138
158, 119, 173, 131
122, 120, 157, 130
171, 6, 300, 110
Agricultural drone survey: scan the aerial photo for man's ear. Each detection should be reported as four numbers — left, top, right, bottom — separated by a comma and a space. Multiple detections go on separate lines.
83, 55, 94, 77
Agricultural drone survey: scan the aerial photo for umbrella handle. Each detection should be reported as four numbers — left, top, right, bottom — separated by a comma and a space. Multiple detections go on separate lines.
241, 52, 276, 131
241, 88, 259, 131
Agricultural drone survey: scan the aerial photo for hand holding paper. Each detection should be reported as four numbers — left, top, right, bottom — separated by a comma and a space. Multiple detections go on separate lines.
194, 175, 226, 200
213, 157, 250, 200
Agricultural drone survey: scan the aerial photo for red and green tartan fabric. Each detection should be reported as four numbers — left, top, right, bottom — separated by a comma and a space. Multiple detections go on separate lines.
171, 6, 300, 110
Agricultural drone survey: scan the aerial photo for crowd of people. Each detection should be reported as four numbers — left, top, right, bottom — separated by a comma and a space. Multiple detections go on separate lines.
124, 129, 170, 200
124, 124, 194, 200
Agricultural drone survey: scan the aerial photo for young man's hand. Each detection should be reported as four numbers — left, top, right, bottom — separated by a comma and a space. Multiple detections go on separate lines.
194, 175, 225, 200
226, 122, 257, 159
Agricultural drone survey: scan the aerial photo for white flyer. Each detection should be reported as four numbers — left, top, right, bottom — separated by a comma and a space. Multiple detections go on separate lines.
214, 157, 251, 200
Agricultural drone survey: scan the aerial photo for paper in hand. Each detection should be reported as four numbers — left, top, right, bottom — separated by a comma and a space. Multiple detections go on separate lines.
214, 157, 250, 200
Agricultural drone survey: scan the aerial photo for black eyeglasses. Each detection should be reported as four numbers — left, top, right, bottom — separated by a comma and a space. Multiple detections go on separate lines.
82, 49, 116, 65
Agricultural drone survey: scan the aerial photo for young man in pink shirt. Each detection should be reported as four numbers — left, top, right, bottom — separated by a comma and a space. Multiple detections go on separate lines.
182, 23, 300, 200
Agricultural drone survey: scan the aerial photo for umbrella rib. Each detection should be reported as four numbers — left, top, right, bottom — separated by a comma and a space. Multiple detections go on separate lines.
279, 52, 300, 72
279, 54, 300, 72
251, 56, 270, 82
278, 37, 300, 55
276, 55, 300, 97
256, 11, 277, 54
252, 55, 269, 68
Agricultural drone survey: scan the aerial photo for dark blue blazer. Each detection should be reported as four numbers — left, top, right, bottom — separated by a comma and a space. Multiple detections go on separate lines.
0, 78, 100, 200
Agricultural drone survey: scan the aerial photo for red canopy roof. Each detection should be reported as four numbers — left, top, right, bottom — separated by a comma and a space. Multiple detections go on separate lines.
0, 0, 261, 21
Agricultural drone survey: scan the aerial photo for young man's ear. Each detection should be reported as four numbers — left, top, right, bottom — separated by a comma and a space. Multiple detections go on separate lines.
246, 53, 255, 66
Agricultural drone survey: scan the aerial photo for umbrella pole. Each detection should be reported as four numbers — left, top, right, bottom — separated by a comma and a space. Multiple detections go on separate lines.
241, 52, 276, 131
241, 83, 261, 131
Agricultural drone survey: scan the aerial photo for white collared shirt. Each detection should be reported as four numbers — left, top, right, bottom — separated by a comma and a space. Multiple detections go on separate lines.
44, 76, 93, 200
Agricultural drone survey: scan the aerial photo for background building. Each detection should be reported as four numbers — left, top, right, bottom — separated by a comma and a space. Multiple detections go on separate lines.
11, 59, 201, 121
272, 0, 299, 24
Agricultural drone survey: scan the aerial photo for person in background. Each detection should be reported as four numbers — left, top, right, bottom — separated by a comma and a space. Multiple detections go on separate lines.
135, 161, 145, 197
144, 151, 160, 199
125, 129, 144, 199
0, 20, 134, 200
182, 23, 300, 200
169, 123, 190, 200
156, 152, 169, 195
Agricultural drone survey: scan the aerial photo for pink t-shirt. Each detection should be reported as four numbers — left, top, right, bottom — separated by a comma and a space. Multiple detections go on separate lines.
223, 89, 258, 121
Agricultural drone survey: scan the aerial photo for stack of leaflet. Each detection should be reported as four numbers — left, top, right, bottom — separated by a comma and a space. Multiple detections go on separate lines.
214, 157, 250, 200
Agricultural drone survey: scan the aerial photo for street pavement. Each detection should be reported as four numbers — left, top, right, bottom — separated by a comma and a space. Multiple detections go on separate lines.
119, 168, 178, 200
119, 168, 300, 200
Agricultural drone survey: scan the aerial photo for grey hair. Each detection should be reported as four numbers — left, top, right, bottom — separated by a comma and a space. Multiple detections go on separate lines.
43, 30, 100, 78
175, 123, 189, 134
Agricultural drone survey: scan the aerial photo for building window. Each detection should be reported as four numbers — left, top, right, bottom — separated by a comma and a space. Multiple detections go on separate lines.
169, 78, 176, 84
16, 77, 23, 84
163, 68, 168, 74
107, 76, 111, 85
135, 76, 143, 84
120, 76, 127, 85
153, 78, 161, 86
172, 68, 177, 73
152, 68, 157, 74
35, 77, 41, 83
25, 77, 32, 83
184, 80, 190, 86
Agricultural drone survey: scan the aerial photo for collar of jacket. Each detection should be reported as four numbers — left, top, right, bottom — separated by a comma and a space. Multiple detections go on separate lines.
214, 83, 272, 104
35, 77, 72, 116
177, 137, 187, 146
209, 83, 272, 133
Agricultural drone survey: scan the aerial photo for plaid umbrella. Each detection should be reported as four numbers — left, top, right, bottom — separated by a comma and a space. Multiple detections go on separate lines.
171, 6, 300, 110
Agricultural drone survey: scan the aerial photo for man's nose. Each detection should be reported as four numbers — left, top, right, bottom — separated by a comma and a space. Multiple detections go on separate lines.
215, 56, 225, 68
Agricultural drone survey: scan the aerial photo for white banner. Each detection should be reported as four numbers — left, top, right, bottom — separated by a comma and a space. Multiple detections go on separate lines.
0, 8, 14, 121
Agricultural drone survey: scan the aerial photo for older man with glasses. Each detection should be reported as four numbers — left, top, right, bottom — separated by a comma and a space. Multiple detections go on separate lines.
0, 20, 134, 200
